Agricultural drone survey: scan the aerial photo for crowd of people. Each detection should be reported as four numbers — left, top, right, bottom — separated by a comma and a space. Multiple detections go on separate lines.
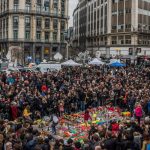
0, 65, 150, 149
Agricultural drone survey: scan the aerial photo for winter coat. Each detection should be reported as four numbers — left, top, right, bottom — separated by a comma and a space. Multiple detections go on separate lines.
84, 112, 91, 121
122, 140, 140, 150
24, 139, 37, 150
102, 138, 116, 150
135, 106, 143, 117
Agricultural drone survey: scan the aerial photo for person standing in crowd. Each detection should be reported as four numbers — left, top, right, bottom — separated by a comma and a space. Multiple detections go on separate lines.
10, 101, 18, 120
51, 112, 59, 135
84, 110, 92, 127
134, 103, 143, 125
58, 101, 64, 117
23, 105, 32, 120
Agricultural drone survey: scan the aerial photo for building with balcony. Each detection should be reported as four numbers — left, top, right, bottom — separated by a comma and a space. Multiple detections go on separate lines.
73, 0, 150, 58
0, 0, 69, 63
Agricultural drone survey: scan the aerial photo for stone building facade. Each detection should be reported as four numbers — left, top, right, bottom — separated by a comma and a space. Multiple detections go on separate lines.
0, 0, 69, 63
73, 0, 150, 58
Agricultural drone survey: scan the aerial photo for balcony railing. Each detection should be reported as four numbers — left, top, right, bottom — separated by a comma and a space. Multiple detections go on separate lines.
0, 38, 66, 44
0, 9, 69, 19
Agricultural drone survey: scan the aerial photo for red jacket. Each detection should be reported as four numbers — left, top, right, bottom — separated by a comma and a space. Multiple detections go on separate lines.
11, 106, 18, 120
112, 123, 119, 131
135, 106, 142, 117
41, 85, 48, 92
84, 112, 91, 121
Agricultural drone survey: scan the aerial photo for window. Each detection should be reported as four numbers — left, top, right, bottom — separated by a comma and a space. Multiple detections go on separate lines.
25, 17, 30, 28
6, 17, 8, 28
125, 24, 131, 29
54, 0, 58, 14
13, 30, 18, 39
13, 16, 19, 28
25, 30, 30, 39
6, 30, 8, 38
53, 19, 58, 30
25, 0, 31, 12
118, 10, 124, 15
61, 0, 65, 15
36, 31, 41, 40
53, 32, 57, 41
129, 48, 133, 55
112, 11, 117, 16
101, 6, 103, 17
112, 36, 117, 45
125, 35, 131, 44
26, 0, 31, 3
36, 0, 41, 12
112, 25, 117, 30
126, 9, 131, 14
36, 17, 41, 28
3, 19, 5, 29
61, 20, 65, 30
45, 32, 49, 41
14, 0, 19, 11
97, 0, 100, 6
45, 18, 50, 28
118, 36, 124, 44
112, 0, 118, 3
37, 0, 41, 4
0, 20, 2, 29
118, 24, 124, 30
61, 33, 64, 41
36, 5, 41, 12
44, 0, 49, 12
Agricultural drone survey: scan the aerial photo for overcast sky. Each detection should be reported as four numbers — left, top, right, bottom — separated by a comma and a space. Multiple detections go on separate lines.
69, 0, 78, 27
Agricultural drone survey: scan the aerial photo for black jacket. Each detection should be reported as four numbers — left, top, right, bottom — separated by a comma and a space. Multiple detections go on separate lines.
122, 140, 140, 150
102, 138, 116, 150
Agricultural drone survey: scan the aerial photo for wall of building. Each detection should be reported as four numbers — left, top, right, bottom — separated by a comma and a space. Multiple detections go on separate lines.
0, 0, 69, 63
73, 0, 150, 57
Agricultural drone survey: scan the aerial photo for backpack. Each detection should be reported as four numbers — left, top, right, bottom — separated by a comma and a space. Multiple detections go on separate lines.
53, 115, 58, 123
